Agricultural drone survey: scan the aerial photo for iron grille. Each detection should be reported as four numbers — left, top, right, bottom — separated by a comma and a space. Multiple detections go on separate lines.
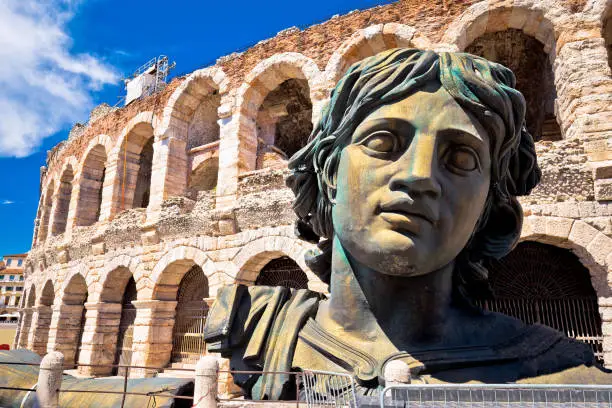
255, 257, 309, 289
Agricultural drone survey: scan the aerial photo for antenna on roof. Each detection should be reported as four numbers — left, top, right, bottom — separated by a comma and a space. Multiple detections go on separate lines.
122, 55, 176, 106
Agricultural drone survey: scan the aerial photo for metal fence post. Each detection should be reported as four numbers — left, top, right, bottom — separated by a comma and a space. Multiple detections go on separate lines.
37, 351, 64, 408
194, 356, 218, 408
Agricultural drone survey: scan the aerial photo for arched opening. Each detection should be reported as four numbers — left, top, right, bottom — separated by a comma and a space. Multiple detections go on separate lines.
117, 123, 154, 211
18, 287, 36, 348
62, 274, 88, 366
478, 241, 603, 363
52, 166, 74, 235
187, 92, 221, 150
188, 157, 218, 193
36, 186, 53, 244
466, 29, 561, 141
133, 137, 153, 209
604, 7, 612, 72
113, 276, 137, 376
255, 256, 309, 289
33, 280, 55, 355
76, 145, 107, 226
170, 265, 210, 365
255, 79, 313, 169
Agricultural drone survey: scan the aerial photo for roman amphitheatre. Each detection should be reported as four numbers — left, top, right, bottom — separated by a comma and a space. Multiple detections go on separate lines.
14, 0, 612, 387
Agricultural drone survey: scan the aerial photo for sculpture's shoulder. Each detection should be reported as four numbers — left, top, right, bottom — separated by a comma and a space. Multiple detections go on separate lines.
427, 310, 609, 383
471, 311, 608, 382
203, 284, 323, 399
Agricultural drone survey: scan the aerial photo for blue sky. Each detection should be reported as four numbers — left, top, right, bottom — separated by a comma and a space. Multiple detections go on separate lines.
0, 0, 392, 255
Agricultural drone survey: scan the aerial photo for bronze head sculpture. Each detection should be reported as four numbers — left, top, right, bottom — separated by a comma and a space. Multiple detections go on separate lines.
204, 49, 609, 400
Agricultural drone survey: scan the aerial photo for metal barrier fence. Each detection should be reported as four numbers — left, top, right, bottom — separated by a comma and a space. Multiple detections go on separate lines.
301, 370, 358, 408
0, 357, 359, 408
380, 384, 612, 408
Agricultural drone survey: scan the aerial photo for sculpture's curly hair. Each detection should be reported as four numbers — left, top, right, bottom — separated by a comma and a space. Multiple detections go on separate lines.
286, 49, 541, 308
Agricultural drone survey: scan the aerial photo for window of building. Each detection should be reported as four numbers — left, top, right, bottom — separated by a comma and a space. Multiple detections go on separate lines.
6, 287, 13, 292
9, 276, 14, 281
16, 287, 23, 292
17, 259, 23, 267
19, 276, 23, 281
5, 259, 11, 266
0, 275, 4, 281
14, 296, 20, 305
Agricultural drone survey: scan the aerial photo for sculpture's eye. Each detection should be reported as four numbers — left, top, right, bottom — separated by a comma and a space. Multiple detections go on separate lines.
445, 146, 480, 173
362, 131, 398, 153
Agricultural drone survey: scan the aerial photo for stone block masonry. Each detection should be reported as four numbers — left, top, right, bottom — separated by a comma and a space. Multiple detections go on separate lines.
16, 0, 612, 385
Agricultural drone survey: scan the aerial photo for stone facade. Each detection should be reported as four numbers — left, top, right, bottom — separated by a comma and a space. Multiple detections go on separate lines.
15, 0, 612, 380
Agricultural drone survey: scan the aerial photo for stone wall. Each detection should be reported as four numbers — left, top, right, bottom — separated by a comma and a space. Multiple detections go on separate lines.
18, 0, 612, 376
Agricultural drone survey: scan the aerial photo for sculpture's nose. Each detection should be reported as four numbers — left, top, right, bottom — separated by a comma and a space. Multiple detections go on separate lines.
389, 133, 442, 198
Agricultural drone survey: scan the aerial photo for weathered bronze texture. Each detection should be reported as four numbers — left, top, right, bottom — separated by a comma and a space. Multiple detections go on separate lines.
203, 49, 611, 400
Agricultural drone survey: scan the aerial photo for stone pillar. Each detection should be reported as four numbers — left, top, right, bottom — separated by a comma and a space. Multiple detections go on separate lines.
37, 351, 64, 408
599, 297, 612, 369
47, 304, 85, 367
12, 310, 23, 349
98, 152, 119, 222
129, 300, 177, 378
29, 305, 53, 355
215, 96, 240, 211
77, 302, 122, 376
64, 182, 82, 237
194, 356, 218, 408
17, 308, 33, 348
554, 37, 612, 141
147, 137, 188, 220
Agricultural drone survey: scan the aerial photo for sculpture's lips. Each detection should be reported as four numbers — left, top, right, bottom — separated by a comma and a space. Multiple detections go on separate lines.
378, 198, 438, 225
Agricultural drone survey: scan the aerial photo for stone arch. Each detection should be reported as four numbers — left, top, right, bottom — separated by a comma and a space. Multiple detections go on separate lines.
109, 112, 155, 214
324, 23, 433, 83
443, 3, 563, 141
149, 245, 217, 301
51, 162, 76, 236
17, 284, 36, 348
149, 245, 217, 367
235, 53, 321, 172
99, 261, 139, 304
441, 2, 561, 55
480, 240, 605, 361
232, 236, 324, 291
57, 272, 89, 366
521, 216, 612, 298
36, 180, 55, 244
30, 280, 55, 355
162, 67, 227, 150
75, 136, 112, 227
37, 279, 55, 307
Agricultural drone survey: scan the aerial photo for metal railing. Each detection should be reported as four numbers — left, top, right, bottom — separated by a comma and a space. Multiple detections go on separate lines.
301, 370, 358, 408
0, 359, 358, 408
380, 384, 612, 408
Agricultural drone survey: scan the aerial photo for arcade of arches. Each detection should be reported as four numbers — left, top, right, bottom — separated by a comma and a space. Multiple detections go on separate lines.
20, 0, 612, 382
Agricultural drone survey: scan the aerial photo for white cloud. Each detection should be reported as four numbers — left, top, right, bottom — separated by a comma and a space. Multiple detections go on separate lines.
0, 0, 119, 157
1, 200, 15, 205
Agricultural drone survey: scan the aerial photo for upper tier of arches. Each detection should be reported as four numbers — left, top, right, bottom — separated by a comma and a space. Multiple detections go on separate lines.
33, 0, 612, 247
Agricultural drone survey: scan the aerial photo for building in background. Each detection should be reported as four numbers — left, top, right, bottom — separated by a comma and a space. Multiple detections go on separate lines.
13, 0, 612, 389
0, 254, 26, 323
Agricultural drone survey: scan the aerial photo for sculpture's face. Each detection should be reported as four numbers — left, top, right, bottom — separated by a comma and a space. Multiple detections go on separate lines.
332, 82, 492, 277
